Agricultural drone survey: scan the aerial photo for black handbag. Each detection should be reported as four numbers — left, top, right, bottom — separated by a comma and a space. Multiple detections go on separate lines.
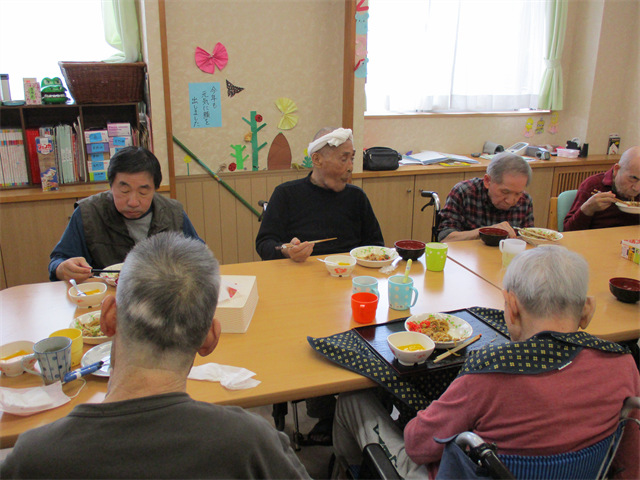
363, 147, 400, 171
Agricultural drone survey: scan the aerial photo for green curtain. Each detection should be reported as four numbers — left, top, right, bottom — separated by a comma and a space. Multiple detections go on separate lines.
102, 0, 142, 63
538, 0, 568, 110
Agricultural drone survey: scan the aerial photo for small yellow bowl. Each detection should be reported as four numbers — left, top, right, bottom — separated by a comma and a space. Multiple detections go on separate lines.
49, 328, 83, 366
68, 282, 108, 308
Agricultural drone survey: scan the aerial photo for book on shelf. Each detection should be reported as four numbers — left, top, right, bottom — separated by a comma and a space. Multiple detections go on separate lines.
25, 129, 42, 184
0, 128, 29, 187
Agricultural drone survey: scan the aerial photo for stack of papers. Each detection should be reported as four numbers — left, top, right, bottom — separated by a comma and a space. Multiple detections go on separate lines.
400, 151, 479, 166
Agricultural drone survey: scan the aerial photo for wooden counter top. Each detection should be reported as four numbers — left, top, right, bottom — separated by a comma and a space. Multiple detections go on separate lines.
354, 154, 619, 179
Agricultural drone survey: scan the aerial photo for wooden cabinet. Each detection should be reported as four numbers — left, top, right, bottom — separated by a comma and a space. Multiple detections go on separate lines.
362, 176, 414, 246
0, 103, 143, 188
0, 198, 76, 286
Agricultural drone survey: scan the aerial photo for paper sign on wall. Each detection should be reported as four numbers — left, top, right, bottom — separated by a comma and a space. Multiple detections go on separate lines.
189, 82, 222, 128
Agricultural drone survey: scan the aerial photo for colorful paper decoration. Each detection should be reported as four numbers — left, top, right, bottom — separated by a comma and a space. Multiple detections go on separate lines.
355, 11, 369, 35
242, 111, 267, 171
521, 117, 534, 138
267, 133, 292, 170
355, 58, 369, 78
302, 149, 313, 168
230, 144, 248, 170
548, 111, 559, 134
355, 37, 367, 56
183, 155, 192, 175
244, 132, 252, 142
535, 117, 545, 134
226, 79, 244, 98
356, 0, 369, 12
195, 43, 228, 74
275, 97, 299, 130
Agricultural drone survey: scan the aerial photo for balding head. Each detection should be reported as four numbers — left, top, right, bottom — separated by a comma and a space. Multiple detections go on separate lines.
614, 146, 640, 199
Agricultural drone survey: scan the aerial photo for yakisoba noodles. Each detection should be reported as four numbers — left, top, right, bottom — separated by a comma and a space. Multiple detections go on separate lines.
407, 316, 453, 342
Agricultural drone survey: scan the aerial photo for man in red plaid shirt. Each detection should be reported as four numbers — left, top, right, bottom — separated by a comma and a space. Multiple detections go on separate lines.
437, 152, 534, 242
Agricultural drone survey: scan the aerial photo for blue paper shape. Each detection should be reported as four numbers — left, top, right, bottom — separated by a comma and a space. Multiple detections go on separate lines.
355, 58, 369, 78
189, 82, 222, 128
355, 11, 369, 35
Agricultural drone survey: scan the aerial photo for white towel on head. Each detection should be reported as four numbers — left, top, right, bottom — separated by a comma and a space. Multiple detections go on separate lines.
307, 128, 353, 157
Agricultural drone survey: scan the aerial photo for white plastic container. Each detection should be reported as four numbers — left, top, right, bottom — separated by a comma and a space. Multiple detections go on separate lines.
556, 148, 580, 158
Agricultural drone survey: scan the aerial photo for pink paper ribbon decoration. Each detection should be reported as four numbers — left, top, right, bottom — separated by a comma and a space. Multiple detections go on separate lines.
195, 43, 229, 74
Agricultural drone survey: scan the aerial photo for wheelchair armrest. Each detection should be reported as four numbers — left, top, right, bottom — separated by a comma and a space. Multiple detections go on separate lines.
361, 443, 403, 480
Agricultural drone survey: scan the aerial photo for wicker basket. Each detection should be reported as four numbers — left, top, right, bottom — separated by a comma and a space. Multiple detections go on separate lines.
58, 61, 146, 104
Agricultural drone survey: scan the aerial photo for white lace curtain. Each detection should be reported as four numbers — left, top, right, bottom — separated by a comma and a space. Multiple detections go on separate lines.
366, 0, 550, 113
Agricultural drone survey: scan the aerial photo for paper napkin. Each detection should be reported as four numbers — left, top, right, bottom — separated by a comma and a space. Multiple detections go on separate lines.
188, 363, 260, 390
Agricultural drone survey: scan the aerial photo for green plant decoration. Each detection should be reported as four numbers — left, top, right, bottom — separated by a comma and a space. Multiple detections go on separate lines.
230, 144, 249, 170
242, 111, 267, 171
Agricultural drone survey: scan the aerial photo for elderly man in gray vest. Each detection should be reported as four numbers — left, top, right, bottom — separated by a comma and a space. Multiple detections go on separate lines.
49, 146, 201, 283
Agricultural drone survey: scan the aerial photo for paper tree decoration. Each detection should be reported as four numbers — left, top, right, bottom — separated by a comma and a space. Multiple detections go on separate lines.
275, 97, 299, 130
242, 111, 267, 171
195, 43, 228, 74
226, 79, 244, 98
230, 144, 248, 170
267, 133, 292, 170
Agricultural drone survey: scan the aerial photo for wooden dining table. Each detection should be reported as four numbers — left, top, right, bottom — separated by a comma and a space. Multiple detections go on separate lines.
446, 225, 640, 342
0, 253, 505, 448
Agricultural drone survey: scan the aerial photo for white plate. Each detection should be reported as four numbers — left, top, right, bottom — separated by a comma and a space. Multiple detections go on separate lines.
517, 227, 563, 245
350, 246, 398, 268
70, 312, 109, 345
405, 313, 473, 349
616, 202, 640, 214
81, 341, 112, 377
100, 263, 123, 287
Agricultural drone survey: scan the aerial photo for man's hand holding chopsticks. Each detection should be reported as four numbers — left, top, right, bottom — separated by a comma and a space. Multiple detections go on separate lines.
282, 238, 314, 263
582, 190, 617, 216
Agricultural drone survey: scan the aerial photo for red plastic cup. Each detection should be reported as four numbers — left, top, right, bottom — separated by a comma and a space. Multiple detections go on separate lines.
351, 292, 379, 324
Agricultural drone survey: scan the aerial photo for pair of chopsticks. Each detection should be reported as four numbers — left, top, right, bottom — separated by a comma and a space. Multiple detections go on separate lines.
592, 189, 634, 206
275, 237, 337, 251
91, 269, 121, 274
513, 226, 547, 241
433, 334, 482, 363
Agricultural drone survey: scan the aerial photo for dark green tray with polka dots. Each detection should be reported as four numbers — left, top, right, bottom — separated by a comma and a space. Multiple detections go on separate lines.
352, 307, 510, 375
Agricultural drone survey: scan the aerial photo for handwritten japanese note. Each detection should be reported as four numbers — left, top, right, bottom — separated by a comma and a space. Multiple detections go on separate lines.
189, 82, 222, 128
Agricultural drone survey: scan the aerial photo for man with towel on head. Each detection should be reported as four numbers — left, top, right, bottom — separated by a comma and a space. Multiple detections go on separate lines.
256, 127, 384, 262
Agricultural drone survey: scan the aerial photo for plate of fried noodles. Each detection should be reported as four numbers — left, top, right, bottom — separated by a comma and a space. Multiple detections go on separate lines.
405, 313, 473, 348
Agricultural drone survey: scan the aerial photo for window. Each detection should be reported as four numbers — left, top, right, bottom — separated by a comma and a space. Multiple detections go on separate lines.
0, 0, 118, 101
365, 0, 547, 113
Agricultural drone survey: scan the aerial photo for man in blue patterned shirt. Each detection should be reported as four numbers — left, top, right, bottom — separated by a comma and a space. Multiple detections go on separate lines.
437, 152, 534, 242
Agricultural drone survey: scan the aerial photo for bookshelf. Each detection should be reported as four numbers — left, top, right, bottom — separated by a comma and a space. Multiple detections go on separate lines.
0, 102, 144, 190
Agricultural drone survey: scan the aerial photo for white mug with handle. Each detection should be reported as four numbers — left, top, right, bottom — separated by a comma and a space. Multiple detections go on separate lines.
499, 239, 527, 268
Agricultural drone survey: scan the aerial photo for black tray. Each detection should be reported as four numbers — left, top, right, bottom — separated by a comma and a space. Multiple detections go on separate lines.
353, 308, 510, 375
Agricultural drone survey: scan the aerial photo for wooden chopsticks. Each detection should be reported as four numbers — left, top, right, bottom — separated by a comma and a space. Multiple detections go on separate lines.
91, 269, 121, 274
433, 334, 482, 363
513, 227, 548, 240
275, 237, 337, 250
592, 189, 635, 206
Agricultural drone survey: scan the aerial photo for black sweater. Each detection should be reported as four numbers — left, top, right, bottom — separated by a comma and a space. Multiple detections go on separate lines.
256, 173, 384, 260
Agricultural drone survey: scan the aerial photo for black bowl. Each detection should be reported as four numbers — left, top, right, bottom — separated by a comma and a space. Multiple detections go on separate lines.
394, 240, 426, 261
479, 227, 509, 247
609, 277, 640, 303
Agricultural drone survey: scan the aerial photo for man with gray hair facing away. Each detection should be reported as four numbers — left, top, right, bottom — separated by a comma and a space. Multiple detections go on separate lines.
437, 152, 534, 242
333, 246, 639, 479
2, 233, 310, 479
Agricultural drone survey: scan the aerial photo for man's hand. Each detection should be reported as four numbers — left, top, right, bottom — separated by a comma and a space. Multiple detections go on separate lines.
56, 257, 92, 283
580, 191, 617, 216
282, 238, 314, 262
491, 221, 517, 238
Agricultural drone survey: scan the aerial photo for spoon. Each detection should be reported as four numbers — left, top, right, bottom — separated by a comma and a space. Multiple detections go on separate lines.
317, 258, 339, 266
69, 279, 87, 296
403, 259, 412, 283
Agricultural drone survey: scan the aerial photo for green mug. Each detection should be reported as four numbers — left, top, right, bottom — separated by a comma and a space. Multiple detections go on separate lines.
425, 242, 448, 272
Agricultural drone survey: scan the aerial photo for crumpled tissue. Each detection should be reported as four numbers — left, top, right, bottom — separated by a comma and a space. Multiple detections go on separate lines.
188, 363, 260, 390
